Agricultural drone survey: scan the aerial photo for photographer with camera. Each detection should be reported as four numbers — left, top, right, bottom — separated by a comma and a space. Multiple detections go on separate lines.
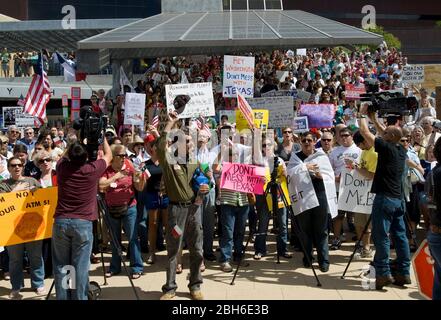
52, 136, 112, 300
359, 103, 411, 290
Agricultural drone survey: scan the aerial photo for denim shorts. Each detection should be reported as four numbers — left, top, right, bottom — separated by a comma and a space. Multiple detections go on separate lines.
144, 192, 169, 210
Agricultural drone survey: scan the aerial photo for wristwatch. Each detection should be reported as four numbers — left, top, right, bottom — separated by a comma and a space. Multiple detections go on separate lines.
360, 115, 368, 119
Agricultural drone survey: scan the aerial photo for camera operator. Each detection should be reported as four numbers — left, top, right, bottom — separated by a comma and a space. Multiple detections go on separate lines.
52, 136, 112, 300
358, 103, 411, 290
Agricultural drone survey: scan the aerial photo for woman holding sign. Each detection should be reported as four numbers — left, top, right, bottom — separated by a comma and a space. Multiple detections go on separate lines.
0, 156, 44, 299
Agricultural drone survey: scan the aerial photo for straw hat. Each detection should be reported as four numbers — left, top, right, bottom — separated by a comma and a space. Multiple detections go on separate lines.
128, 135, 144, 153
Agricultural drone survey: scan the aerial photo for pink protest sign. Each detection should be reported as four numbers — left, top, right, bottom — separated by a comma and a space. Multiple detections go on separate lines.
220, 162, 266, 195
345, 84, 366, 100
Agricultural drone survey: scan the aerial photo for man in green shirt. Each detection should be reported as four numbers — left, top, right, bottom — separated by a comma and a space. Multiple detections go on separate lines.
157, 111, 208, 301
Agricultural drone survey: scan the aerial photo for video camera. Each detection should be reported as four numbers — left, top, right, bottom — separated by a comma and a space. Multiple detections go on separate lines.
360, 79, 418, 117
72, 106, 108, 161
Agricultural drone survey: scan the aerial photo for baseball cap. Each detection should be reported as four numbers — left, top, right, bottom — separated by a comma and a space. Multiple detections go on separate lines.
144, 134, 156, 145
105, 126, 117, 137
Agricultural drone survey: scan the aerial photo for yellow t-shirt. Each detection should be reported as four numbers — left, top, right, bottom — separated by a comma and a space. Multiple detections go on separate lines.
360, 146, 378, 173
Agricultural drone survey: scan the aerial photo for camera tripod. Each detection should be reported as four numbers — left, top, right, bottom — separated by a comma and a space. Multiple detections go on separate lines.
46, 194, 140, 300
341, 204, 419, 279
231, 157, 322, 287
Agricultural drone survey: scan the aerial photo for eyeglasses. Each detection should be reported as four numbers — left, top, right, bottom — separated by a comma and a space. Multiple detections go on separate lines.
321, 139, 332, 142
10, 131, 19, 134
35, 147, 44, 151
400, 139, 409, 143
38, 158, 52, 164
283, 131, 292, 134
25, 131, 33, 135
9, 163, 23, 168
340, 134, 351, 138
301, 139, 314, 143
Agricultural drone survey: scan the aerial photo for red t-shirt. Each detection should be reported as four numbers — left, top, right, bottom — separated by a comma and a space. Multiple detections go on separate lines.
102, 159, 137, 208
55, 157, 107, 221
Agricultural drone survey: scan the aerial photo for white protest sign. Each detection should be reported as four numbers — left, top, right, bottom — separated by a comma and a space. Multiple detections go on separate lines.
402, 65, 425, 84
296, 90, 312, 102
223, 55, 255, 98
296, 48, 307, 56
288, 164, 319, 216
165, 82, 215, 119
124, 93, 146, 126
247, 96, 294, 128
276, 70, 289, 83
3, 106, 35, 128
292, 116, 309, 133
338, 168, 375, 214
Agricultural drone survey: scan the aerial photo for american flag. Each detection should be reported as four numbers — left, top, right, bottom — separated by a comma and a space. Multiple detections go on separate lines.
152, 115, 159, 128
237, 91, 254, 129
23, 53, 51, 127
195, 116, 212, 137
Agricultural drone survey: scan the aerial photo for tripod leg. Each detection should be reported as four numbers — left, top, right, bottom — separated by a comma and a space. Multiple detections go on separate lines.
97, 196, 140, 300
96, 209, 108, 285
341, 215, 372, 279
278, 185, 322, 287
230, 231, 252, 286
45, 279, 55, 300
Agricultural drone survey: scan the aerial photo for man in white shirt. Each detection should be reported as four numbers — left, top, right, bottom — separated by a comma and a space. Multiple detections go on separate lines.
328, 127, 362, 249
0, 135, 12, 180
421, 117, 441, 147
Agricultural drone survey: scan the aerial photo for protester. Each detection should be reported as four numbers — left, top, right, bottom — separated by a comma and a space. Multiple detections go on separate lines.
52, 138, 112, 300
7, 125, 21, 153
157, 111, 207, 301
0, 157, 44, 299
287, 132, 333, 272
359, 103, 411, 290
99, 144, 145, 278
276, 127, 298, 162
425, 138, 441, 300
19, 127, 36, 155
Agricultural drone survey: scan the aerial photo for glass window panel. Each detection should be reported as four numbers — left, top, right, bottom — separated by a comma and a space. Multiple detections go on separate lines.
232, 0, 248, 10
265, 0, 282, 9
249, 0, 264, 10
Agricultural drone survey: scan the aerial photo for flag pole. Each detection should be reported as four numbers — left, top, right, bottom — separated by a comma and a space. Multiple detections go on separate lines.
82, 79, 94, 94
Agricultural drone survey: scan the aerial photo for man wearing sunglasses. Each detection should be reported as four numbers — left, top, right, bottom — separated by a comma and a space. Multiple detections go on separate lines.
359, 103, 411, 290
7, 125, 21, 153
18, 127, 36, 155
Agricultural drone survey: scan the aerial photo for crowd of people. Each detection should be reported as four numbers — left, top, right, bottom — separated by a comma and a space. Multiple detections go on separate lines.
0, 43, 440, 301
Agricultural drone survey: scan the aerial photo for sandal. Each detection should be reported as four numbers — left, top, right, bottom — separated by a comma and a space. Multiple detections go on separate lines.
105, 270, 119, 278
131, 272, 143, 280
176, 263, 183, 274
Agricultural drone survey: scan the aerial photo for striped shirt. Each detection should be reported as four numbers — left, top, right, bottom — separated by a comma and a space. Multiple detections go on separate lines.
219, 189, 249, 207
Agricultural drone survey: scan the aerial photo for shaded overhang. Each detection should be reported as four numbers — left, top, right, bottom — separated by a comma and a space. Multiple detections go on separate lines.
78, 10, 383, 59
0, 18, 139, 52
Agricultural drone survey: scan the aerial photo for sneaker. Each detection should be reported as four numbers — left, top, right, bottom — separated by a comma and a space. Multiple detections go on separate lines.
190, 290, 204, 300
3, 272, 10, 280
35, 287, 47, 295
393, 274, 411, 286
147, 254, 156, 265
160, 291, 176, 300
220, 262, 233, 273
330, 239, 342, 250
361, 248, 374, 259
9, 290, 21, 300
319, 264, 329, 273
376, 275, 394, 290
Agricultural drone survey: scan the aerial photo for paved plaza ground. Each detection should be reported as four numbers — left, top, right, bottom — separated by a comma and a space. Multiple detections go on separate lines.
0, 227, 426, 301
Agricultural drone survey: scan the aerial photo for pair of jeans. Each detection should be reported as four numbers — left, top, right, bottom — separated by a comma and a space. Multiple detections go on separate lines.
162, 204, 203, 293
202, 188, 216, 255
371, 194, 410, 277
254, 195, 288, 255
107, 205, 143, 274
8, 240, 44, 291
427, 230, 441, 300
297, 191, 329, 267
52, 218, 94, 300
1, 248, 9, 273
219, 205, 249, 263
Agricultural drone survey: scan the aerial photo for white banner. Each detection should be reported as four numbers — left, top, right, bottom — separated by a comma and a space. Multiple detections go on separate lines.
338, 168, 375, 214
124, 93, 146, 126
246, 96, 294, 128
402, 65, 425, 84
2, 106, 35, 128
296, 48, 307, 56
287, 150, 338, 217
165, 82, 215, 118
223, 55, 255, 98
276, 70, 289, 82
292, 116, 309, 133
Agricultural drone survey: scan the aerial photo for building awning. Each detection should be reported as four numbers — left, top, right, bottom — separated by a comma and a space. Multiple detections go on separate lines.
78, 10, 383, 58
0, 19, 139, 52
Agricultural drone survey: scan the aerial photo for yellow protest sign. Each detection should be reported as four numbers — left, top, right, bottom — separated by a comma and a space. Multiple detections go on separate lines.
236, 109, 268, 132
264, 167, 291, 209
0, 187, 58, 247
